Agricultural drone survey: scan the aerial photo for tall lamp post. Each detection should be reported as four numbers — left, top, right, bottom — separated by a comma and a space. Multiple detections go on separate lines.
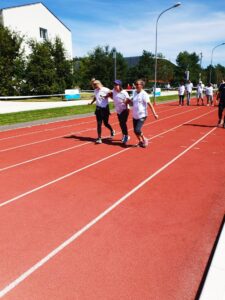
153, 2, 181, 105
209, 42, 225, 83
113, 48, 117, 81
199, 52, 203, 81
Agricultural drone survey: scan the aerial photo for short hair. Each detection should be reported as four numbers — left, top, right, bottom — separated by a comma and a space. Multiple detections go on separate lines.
135, 79, 145, 87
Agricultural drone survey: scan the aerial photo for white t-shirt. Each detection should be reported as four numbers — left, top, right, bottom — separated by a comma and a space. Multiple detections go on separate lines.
185, 82, 193, 93
132, 90, 150, 120
197, 83, 204, 94
112, 89, 129, 114
94, 87, 110, 108
178, 85, 185, 95
205, 86, 213, 96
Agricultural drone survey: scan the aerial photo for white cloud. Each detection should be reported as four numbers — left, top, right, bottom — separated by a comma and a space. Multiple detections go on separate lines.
64, 2, 225, 67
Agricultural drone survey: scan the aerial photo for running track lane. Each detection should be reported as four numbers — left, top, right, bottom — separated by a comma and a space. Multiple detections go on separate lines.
0, 109, 224, 299
0, 108, 214, 201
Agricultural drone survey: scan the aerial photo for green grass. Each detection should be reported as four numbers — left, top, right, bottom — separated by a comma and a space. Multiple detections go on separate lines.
0, 95, 178, 126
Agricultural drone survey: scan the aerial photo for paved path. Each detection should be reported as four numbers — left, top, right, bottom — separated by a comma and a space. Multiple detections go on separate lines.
0, 100, 91, 114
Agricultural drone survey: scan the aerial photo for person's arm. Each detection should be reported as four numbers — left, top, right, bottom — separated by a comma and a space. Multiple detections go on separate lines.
148, 101, 158, 119
89, 96, 96, 105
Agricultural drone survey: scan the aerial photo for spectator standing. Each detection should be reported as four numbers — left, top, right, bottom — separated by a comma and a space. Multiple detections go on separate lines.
205, 83, 214, 106
185, 80, 193, 106
178, 82, 185, 106
196, 81, 205, 106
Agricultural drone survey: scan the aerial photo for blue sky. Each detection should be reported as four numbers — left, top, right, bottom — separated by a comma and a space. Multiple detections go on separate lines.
1, 0, 225, 67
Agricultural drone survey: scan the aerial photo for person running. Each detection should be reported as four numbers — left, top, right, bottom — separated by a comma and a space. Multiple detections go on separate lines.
196, 81, 205, 106
127, 79, 158, 148
178, 81, 185, 106
89, 80, 115, 144
185, 80, 193, 106
217, 79, 225, 128
205, 83, 214, 106
108, 79, 130, 144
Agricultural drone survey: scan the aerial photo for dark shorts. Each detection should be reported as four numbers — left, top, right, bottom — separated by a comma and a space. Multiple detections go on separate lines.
133, 117, 147, 135
95, 105, 110, 120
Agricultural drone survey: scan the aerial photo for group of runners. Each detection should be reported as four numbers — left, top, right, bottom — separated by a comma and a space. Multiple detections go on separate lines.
88, 77, 224, 147
178, 80, 215, 106
178, 79, 225, 127
89, 79, 158, 147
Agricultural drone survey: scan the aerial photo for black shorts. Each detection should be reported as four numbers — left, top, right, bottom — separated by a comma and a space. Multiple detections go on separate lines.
95, 105, 110, 120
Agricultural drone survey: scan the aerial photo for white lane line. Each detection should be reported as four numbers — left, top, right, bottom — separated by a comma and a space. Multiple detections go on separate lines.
0, 108, 213, 172
0, 103, 173, 141
0, 107, 198, 153
199, 220, 225, 300
0, 127, 217, 298
0, 119, 96, 141
0, 109, 215, 207
0, 127, 96, 153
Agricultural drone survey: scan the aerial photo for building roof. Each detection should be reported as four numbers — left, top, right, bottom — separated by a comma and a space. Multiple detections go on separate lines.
0, 2, 71, 32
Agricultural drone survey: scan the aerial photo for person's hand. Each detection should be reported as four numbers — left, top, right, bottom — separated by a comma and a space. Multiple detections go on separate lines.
154, 113, 159, 119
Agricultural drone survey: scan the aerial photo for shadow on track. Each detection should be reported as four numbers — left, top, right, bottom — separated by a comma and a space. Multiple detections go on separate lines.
64, 134, 133, 148
183, 124, 216, 128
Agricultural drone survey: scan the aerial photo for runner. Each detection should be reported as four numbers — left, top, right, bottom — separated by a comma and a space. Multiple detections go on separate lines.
217, 79, 225, 127
108, 80, 130, 144
89, 80, 115, 144
127, 79, 158, 148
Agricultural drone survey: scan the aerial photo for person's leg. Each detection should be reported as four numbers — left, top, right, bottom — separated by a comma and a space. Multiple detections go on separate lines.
218, 103, 223, 125
181, 95, 184, 106
102, 107, 114, 135
95, 109, 103, 143
187, 92, 190, 105
133, 117, 147, 147
118, 109, 129, 136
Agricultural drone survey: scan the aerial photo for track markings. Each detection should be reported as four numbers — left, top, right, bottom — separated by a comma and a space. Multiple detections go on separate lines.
0, 127, 217, 298
0, 110, 216, 207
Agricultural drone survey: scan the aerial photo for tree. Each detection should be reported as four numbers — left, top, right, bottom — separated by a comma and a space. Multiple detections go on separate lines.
72, 46, 127, 89
25, 38, 73, 94
175, 51, 201, 84
51, 37, 73, 92
0, 25, 25, 95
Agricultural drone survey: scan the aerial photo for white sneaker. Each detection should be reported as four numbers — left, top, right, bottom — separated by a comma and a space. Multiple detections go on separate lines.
95, 138, 102, 144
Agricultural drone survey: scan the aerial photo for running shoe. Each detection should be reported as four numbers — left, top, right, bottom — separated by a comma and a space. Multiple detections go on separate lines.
142, 139, 149, 148
95, 138, 102, 144
122, 135, 130, 144
111, 130, 116, 137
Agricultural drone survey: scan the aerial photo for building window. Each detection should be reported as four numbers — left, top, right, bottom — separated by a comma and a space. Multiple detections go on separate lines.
40, 28, 48, 40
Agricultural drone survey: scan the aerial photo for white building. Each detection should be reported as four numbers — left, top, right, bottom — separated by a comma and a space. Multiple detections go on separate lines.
0, 2, 73, 59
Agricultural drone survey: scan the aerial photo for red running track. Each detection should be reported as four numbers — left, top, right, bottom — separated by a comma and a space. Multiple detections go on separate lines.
0, 100, 224, 299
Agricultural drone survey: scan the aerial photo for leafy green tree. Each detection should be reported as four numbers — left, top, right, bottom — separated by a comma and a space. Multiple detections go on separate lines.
25, 38, 73, 94
73, 46, 127, 89
25, 39, 56, 94
175, 51, 201, 84
51, 37, 73, 92
0, 25, 25, 95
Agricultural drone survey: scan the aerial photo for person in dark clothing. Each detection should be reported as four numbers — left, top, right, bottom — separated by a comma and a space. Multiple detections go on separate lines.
217, 80, 225, 128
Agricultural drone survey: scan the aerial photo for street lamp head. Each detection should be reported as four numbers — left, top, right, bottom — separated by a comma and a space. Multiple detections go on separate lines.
174, 2, 181, 7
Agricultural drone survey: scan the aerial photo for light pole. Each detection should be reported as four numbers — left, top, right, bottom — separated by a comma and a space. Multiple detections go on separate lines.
209, 42, 225, 83
199, 52, 203, 81
153, 2, 181, 105
113, 48, 117, 81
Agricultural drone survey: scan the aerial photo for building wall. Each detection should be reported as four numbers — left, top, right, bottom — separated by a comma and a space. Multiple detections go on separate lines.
1, 3, 72, 58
